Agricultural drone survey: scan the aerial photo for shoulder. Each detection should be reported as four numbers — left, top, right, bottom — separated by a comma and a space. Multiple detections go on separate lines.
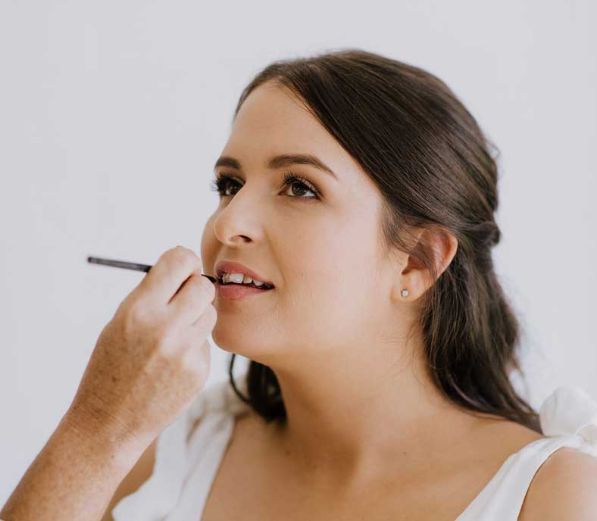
519, 447, 597, 521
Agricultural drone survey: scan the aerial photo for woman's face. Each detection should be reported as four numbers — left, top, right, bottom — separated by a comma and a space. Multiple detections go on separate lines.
201, 81, 402, 366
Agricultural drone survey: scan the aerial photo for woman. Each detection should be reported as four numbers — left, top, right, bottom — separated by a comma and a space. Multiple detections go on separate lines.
3, 49, 596, 521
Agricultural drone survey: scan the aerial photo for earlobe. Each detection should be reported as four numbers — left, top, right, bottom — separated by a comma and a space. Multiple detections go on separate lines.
391, 228, 425, 302
393, 256, 424, 302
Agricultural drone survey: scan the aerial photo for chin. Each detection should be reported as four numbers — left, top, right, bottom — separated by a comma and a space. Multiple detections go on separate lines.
212, 325, 268, 357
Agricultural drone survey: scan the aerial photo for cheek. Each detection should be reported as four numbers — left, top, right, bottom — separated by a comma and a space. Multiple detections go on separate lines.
280, 222, 372, 304
288, 226, 379, 325
282, 259, 370, 335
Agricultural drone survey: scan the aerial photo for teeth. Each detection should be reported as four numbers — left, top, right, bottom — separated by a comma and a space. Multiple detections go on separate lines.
221, 272, 268, 287
222, 273, 244, 284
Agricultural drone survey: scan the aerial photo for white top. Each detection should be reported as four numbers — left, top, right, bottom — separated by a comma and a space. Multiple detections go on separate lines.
112, 376, 597, 521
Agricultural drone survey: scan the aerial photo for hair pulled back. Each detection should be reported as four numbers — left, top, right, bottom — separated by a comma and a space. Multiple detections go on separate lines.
225, 49, 541, 433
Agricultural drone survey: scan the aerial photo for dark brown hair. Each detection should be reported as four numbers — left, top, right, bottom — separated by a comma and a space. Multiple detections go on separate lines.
225, 48, 541, 433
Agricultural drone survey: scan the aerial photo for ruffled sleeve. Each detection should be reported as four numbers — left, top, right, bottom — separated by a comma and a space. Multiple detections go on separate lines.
539, 385, 597, 457
111, 399, 195, 520
111, 377, 248, 521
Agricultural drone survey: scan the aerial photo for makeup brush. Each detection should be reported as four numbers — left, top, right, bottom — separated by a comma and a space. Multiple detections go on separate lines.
87, 256, 218, 284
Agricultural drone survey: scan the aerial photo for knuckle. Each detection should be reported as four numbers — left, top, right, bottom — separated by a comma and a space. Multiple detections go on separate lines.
159, 246, 189, 269
180, 346, 208, 375
189, 273, 205, 289
159, 247, 178, 263
164, 248, 184, 268
171, 247, 200, 270
186, 275, 213, 302
171, 245, 188, 259
179, 352, 196, 373
126, 301, 151, 327
155, 323, 180, 353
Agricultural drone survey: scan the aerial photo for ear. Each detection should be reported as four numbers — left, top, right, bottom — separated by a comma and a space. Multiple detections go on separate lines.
393, 226, 458, 302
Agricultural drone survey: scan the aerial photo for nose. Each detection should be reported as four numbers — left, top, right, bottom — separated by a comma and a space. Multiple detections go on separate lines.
211, 187, 264, 247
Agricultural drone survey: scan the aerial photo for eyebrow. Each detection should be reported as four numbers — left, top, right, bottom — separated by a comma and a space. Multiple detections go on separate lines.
214, 154, 338, 180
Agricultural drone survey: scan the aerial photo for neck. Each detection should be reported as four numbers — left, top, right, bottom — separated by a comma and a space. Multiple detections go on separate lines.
260, 335, 481, 486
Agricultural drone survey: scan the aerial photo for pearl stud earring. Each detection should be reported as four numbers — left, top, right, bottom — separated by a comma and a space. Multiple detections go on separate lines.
401, 288, 409, 298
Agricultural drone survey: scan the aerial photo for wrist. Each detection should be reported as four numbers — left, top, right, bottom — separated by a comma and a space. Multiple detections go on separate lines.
58, 406, 151, 473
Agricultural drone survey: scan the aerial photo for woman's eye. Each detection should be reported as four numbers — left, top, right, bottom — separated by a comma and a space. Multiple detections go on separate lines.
209, 173, 320, 200
210, 175, 241, 197
281, 172, 319, 199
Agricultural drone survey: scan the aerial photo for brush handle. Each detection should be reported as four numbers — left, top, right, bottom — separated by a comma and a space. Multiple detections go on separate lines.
87, 256, 152, 272
86, 256, 217, 283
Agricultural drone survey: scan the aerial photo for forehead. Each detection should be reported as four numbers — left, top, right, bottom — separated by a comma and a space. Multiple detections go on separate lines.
221, 82, 360, 178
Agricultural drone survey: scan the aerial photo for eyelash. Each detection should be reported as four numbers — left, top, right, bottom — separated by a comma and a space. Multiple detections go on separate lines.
209, 171, 320, 201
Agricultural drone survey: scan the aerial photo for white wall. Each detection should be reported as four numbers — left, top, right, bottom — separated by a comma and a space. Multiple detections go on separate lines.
1, 0, 595, 504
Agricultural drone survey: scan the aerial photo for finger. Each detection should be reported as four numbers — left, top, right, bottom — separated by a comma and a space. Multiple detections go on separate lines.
169, 273, 216, 324
136, 246, 203, 305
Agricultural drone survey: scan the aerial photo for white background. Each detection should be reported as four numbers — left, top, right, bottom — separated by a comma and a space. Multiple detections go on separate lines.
1, 0, 595, 505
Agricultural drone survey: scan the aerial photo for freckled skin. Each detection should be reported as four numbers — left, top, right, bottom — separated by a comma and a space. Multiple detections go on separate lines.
1, 246, 217, 520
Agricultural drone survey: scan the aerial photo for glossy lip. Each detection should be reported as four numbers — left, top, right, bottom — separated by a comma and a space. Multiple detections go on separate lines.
214, 260, 275, 287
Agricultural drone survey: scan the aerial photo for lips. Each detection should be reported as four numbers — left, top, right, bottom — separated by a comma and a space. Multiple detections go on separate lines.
214, 260, 275, 287
217, 283, 273, 300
